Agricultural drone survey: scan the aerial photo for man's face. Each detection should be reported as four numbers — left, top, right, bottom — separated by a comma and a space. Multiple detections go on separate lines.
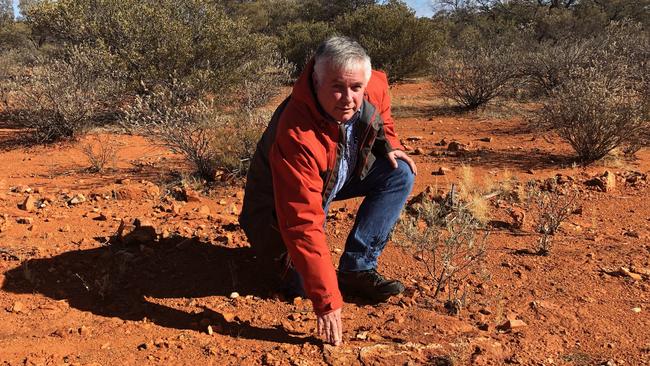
314, 63, 367, 123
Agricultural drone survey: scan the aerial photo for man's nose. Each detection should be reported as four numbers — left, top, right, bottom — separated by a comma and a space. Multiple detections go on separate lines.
342, 88, 353, 103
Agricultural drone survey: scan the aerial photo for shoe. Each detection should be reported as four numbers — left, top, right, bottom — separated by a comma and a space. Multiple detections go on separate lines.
337, 269, 405, 302
277, 252, 306, 299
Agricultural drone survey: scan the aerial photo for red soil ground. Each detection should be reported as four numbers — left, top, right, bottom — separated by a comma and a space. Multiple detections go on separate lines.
0, 81, 648, 365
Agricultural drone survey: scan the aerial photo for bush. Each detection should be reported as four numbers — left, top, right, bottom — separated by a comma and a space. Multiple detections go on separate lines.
26, 0, 284, 104
336, 1, 442, 82
11, 44, 122, 143
520, 21, 649, 98
524, 181, 578, 256
80, 134, 120, 173
277, 21, 336, 76
431, 41, 518, 110
123, 82, 270, 181
400, 184, 489, 309
537, 66, 648, 163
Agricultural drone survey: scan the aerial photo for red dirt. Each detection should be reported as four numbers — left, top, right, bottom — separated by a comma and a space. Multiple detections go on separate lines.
0, 81, 648, 365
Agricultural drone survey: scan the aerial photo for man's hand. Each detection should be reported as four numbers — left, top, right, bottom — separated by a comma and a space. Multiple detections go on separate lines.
317, 308, 342, 346
387, 150, 417, 175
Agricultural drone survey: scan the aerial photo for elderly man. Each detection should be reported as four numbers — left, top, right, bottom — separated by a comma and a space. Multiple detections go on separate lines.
240, 36, 416, 346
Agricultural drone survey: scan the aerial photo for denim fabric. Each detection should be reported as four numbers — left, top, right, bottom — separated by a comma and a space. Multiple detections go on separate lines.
333, 157, 415, 272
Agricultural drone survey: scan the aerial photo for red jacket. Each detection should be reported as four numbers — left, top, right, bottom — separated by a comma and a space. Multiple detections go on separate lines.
242, 59, 401, 314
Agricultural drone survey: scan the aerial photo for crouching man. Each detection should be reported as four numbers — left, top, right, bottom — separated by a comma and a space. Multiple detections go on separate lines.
239, 36, 416, 346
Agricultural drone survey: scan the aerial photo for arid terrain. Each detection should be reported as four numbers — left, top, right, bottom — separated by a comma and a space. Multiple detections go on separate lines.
0, 81, 648, 365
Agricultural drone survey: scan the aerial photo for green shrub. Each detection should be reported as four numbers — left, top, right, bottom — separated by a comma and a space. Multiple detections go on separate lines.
278, 21, 336, 76
336, 1, 441, 82
26, 0, 284, 104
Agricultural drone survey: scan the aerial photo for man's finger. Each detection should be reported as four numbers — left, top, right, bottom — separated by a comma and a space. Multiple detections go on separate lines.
335, 314, 343, 345
407, 157, 418, 175
388, 152, 398, 169
318, 317, 324, 337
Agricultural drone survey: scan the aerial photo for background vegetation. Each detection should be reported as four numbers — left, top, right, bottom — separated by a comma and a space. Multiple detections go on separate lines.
0, 0, 648, 174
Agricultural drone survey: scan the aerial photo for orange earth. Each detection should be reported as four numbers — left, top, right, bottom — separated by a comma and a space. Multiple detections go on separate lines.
0, 81, 648, 365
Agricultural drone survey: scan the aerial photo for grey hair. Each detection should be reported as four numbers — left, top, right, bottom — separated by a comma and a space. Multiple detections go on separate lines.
313, 36, 372, 85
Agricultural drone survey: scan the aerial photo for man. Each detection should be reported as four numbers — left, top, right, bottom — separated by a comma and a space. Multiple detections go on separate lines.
240, 37, 416, 346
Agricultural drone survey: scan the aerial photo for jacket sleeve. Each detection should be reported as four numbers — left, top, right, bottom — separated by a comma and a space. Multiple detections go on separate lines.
269, 128, 343, 315
374, 71, 403, 150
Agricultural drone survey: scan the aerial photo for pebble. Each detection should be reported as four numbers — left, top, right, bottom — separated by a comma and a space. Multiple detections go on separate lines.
19, 195, 37, 212
632, 307, 642, 313
17, 217, 33, 225
68, 194, 87, 205
229, 292, 239, 299
9, 301, 25, 313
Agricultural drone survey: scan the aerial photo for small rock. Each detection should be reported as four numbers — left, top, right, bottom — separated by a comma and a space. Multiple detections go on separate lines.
183, 188, 202, 203
432, 166, 450, 176
68, 193, 86, 205
9, 301, 25, 313
12, 185, 32, 193
222, 312, 236, 322
355, 331, 369, 340
78, 325, 91, 336
526, 169, 535, 175
412, 148, 425, 155
207, 325, 214, 335
229, 292, 240, 299
18, 195, 37, 212
632, 307, 642, 313
620, 267, 643, 281
447, 141, 468, 152
498, 319, 527, 331
59, 225, 71, 232
16, 217, 33, 225
479, 137, 493, 142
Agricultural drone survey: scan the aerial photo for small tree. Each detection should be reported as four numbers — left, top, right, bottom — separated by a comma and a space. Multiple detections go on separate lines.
336, 1, 442, 82
277, 21, 336, 77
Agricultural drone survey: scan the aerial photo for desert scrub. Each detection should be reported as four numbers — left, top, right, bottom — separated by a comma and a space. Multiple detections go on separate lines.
524, 180, 579, 255
123, 81, 270, 181
400, 185, 489, 310
11, 44, 122, 143
430, 40, 518, 110
80, 134, 121, 173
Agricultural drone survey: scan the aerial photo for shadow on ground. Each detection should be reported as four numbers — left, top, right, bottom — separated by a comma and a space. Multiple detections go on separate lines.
450, 148, 575, 172
2, 236, 318, 344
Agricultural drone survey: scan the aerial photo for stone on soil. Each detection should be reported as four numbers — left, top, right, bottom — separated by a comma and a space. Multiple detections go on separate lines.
68, 193, 86, 205
18, 195, 37, 212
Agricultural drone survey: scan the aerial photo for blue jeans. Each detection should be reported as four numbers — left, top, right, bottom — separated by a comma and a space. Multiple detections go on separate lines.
332, 157, 415, 272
